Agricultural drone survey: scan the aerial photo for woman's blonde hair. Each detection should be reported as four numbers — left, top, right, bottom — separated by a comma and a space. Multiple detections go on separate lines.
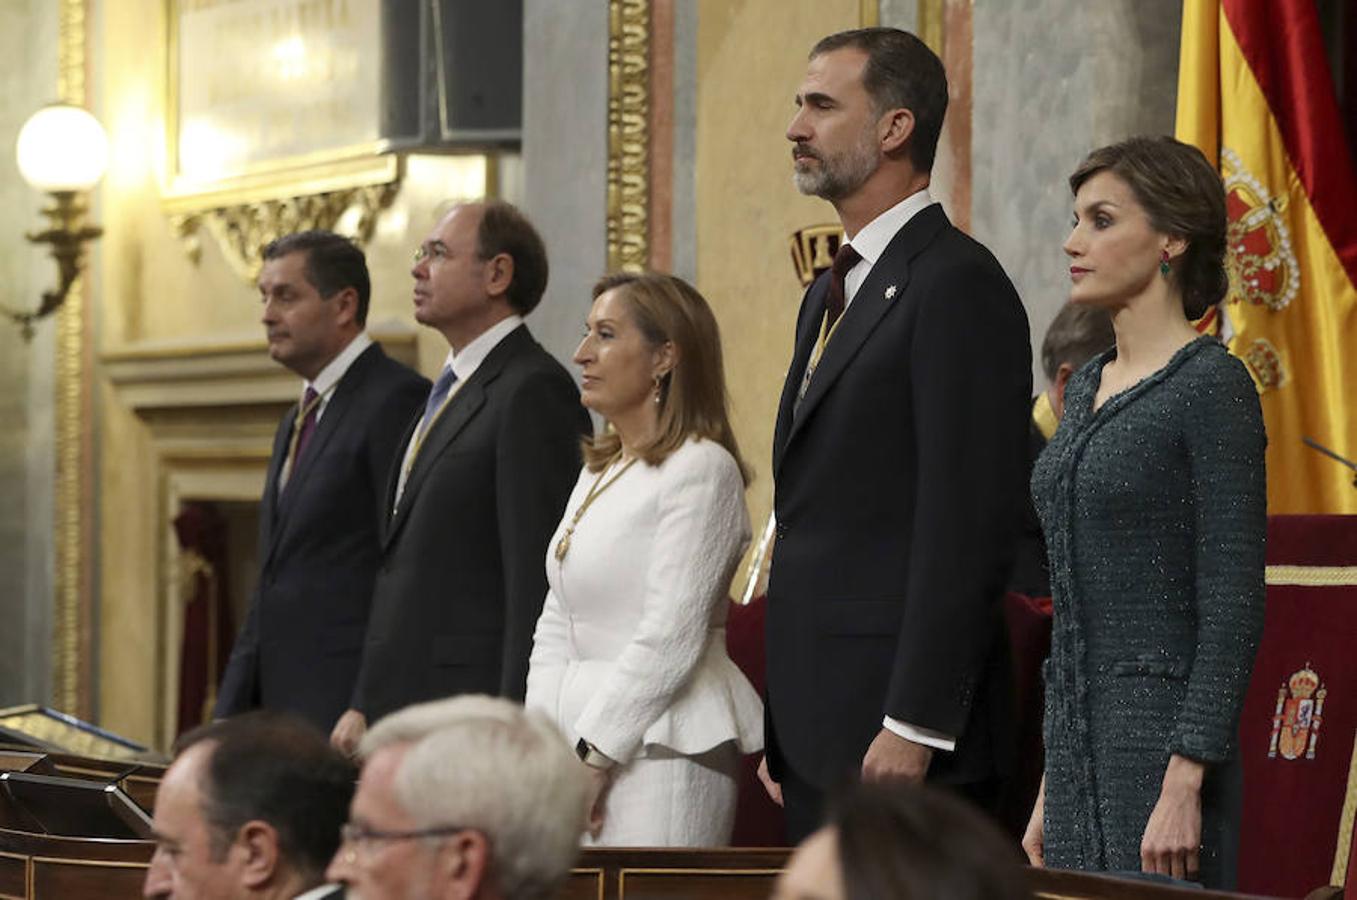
583, 272, 751, 485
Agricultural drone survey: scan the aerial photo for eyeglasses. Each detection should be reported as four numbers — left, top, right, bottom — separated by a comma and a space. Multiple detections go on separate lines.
340, 822, 469, 847
412, 242, 449, 264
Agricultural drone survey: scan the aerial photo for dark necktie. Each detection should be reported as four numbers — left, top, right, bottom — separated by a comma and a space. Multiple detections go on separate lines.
292, 386, 321, 469
824, 242, 862, 331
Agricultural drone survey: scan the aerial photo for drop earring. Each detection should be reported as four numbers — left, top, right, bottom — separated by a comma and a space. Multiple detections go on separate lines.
653, 373, 662, 404
1160, 250, 1171, 276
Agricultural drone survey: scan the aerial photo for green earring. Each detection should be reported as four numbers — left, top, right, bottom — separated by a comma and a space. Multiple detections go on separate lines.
1160, 253, 1171, 276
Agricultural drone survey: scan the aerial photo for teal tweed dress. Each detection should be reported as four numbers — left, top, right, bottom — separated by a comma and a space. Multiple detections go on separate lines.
1032, 336, 1266, 888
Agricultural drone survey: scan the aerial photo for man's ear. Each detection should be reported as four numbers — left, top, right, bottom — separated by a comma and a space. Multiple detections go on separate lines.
440, 830, 492, 900
879, 107, 915, 156
234, 820, 282, 889
331, 286, 360, 328
483, 252, 515, 302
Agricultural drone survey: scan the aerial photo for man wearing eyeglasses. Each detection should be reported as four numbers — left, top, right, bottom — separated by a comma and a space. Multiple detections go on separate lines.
327, 694, 589, 900
144, 712, 355, 900
330, 200, 588, 755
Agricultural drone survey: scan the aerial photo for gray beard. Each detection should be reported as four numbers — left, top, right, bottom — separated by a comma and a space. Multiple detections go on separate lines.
791, 141, 880, 201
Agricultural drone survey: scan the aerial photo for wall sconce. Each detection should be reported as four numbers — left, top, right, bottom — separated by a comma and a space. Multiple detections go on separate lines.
4, 103, 108, 340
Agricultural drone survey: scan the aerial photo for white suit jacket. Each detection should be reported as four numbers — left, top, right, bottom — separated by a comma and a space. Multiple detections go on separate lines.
526, 438, 763, 763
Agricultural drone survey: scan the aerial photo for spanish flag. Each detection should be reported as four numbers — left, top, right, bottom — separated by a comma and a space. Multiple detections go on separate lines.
1176, 0, 1357, 514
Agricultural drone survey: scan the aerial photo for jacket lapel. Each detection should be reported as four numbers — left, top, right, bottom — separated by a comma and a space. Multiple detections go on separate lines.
265, 344, 380, 567
778, 204, 950, 468
382, 326, 529, 550
773, 275, 830, 473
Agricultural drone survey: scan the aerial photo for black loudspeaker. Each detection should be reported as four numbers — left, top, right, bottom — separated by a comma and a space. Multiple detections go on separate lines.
382, 0, 523, 149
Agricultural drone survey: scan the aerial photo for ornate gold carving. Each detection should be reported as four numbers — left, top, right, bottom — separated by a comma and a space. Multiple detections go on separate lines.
789, 224, 847, 287
54, 0, 93, 718
172, 182, 400, 281
607, 0, 650, 273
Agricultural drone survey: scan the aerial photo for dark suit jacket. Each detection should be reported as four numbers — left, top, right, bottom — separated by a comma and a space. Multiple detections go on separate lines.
215, 342, 429, 732
352, 324, 588, 722
765, 204, 1032, 790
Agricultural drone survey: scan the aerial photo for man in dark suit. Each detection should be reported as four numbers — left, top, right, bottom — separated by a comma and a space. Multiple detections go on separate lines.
759, 28, 1032, 840
144, 712, 354, 900
215, 232, 428, 734
331, 201, 587, 753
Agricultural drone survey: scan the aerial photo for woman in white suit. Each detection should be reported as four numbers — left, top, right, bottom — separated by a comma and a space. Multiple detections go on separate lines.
526, 272, 763, 847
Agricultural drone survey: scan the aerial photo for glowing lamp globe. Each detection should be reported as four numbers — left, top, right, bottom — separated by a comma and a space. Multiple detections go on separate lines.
15, 103, 109, 192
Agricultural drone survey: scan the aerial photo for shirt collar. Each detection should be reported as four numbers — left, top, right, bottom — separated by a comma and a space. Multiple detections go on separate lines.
305, 331, 373, 401
292, 885, 340, 900
446, 314, 524, 382
844, 188, 935, 266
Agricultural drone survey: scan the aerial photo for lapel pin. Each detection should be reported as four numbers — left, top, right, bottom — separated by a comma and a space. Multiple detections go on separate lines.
884, 284, 898, 300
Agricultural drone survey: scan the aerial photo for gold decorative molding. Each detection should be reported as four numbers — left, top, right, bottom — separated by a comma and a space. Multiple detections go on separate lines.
918, 0, 944, 56
53, 0, 93, 719
171, 180, 401, 281
607, 0, 650, 273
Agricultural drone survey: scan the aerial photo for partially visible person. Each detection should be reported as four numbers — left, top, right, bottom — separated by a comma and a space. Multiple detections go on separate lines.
215, 231, 428, 734
326, 695, 589, 900
1025, 136, 1266, 888
526, 272, 762, 846
773, 782, 1030, 900
763, 26, 1031, 840
144, 712, 356, 900
333, 201, 589, 754
1008, 302, 1114, 598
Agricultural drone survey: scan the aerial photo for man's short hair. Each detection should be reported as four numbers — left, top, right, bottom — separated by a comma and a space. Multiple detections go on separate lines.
261, 230, 372, 325
361, 695, 587, 900
174, 712, 356, 883
811, 27, 949, 173
828, 782, 1027, 899
473, 201, 550, 316
1039, 303, 1115, 383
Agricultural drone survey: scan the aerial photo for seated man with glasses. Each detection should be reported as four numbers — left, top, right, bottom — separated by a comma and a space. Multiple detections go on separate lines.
144, 712, 355, 900
327, 694, 589, 900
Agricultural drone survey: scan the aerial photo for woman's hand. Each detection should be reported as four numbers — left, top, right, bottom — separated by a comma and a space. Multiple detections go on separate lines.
1141, 754, 1205, 881
584, 765, 615, 839
1023, 776, 1046, 867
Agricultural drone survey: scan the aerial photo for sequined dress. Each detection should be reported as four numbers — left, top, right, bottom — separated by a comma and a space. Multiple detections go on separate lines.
1031, 336, 1266, 887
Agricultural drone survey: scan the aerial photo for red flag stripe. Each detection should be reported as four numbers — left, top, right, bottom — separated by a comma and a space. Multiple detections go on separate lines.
1222, 0, 1357, 285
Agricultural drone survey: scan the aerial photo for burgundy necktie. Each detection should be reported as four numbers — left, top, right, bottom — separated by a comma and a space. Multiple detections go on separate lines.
825, 242, 862, 331
292, 387, 321, 470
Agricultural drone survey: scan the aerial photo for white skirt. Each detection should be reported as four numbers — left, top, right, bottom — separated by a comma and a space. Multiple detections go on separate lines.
589, 742, 741, 847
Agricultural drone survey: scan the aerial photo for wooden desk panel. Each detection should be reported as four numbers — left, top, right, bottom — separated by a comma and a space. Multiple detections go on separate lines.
31, 857, 147, 900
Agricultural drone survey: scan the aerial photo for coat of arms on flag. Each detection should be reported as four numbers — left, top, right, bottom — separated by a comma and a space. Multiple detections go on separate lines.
1267, 663, 1327, 761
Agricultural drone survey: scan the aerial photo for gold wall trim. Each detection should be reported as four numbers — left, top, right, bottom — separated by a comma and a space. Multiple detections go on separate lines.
861, 0, 879, 27
54, 0, 94, 719
171, 179, 402, 282
918, 0, 944, 55
607, 0, 651, 273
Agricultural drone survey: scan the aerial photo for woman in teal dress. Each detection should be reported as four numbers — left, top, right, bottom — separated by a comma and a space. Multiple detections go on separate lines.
1022, 136, 1266, 889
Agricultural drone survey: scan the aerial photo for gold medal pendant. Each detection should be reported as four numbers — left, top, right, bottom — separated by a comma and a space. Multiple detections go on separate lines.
553, 455, 638, 564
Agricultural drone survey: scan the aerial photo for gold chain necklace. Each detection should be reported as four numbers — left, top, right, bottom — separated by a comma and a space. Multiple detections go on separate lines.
554, 456, 639, 562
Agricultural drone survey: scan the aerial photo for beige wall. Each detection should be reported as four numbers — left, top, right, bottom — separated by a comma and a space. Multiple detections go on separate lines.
695, 0, 864, 564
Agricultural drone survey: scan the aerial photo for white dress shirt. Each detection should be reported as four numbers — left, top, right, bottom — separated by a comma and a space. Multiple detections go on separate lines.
277, 331, 373, 490
839, 189, 957, 754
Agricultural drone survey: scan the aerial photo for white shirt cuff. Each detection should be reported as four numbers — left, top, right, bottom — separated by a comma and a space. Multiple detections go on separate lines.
882, 716, 956, 753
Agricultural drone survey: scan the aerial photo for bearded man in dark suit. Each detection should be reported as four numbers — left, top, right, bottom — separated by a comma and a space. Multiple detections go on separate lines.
759, 28, 1032, 840
216, 231, 428, 734
330, 200, 588, 754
